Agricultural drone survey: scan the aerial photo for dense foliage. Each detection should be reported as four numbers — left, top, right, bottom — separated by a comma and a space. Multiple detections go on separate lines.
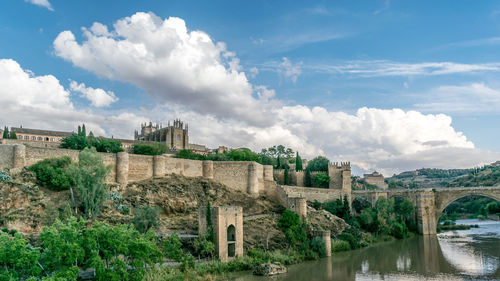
440, 195, 500, 222
67, 148, 110, 219
0, 218, 162, 281
314, 173, 330, 188
132, 206, 159, 233
277, 210, 323, 259
29, 156, 73, 191
448, 165, 500, 187
295, 152, 303, 171
306, 156, 329, 172
132, 142, 167, 155
62, 134, 124, 153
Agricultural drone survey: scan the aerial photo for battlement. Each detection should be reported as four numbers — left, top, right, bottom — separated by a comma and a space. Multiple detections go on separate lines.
329, 161, 351, 170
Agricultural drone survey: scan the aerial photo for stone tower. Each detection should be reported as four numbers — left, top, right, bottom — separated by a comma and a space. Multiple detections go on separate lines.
328, 162, 351, 193
198, 206, 244, 262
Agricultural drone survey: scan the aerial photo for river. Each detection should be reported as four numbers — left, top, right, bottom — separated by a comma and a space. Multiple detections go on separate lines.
231, 219, 500, 281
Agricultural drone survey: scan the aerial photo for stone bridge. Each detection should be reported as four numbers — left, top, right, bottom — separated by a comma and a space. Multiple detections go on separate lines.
351, 186, 500, 235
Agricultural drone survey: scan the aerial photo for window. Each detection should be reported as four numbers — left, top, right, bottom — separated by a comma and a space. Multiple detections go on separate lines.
51, 138, 55, 141
31, 136, 36, 140
37, 137, 42, 141
24, 136, 29, 140
45, 137, 49, 141
18, 135, 22, 139
176, 134, 181, 142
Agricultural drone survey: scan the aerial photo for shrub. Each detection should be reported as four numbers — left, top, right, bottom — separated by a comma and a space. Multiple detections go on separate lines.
30, 156, 72, 191
310, 237, 326, 257
307, 156, 329, 172
67, 148, 110, 219
164, 234, 183, 262
0, 170, 11, 181
132, 142, 167, 155
331, 239, 351, 252
61, 134, 90, 150
314, 173, 330, 188
390, 221, 409, 239
193, 235, 215, 258
278, 210, 308, 249
0, 232, 42, 280
175, 149, 205, 160
91, 138, 124, 153
132, 206, 159, 233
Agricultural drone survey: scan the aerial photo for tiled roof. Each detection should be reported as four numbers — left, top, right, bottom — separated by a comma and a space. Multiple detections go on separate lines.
11, 127, 74, 137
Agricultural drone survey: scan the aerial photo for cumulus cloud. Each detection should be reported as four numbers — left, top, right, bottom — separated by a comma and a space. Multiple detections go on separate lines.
278, 57, 302, 83
415, 83, 500, 114
53, 13, 278, 126
69, 80, 118, 107
25, 0, 53, 11
0, 59, 145, 138
44, 12, 500, 174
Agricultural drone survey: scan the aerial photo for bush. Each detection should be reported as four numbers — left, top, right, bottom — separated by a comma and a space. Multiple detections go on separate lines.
314, 173, 330, 188
278, 210, 308, 249
310, 237, 326, 257
331, 239, 351, 252
0, 170, 11, 181
164, 234, 183, 262
132, 142, 167, 155
30, 156, 72, 191
175, 149, 205, 160
91, 138, 124, 153
132, 206, 159, 233
67, 148, 110, 219
61, 134, 90, 150
193, 235, 215, 258
307, 156, 329, 172
390, 221, 409, 239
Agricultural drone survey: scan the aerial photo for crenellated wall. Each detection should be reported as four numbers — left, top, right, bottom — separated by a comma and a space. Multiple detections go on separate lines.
0, 144, 271, 195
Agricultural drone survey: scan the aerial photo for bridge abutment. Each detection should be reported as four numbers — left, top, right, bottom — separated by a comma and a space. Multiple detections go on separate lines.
416, 191, 437, 235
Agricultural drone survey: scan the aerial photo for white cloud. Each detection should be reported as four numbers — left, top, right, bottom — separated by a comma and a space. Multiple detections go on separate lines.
69, 80, 118, 107
53, 12, 277, 126
307, 60, 500, 77
25, 0, 53, 11
0, 59, 145, 138
43, 12, 500, 174
415, 83, 500, 114
279, 57, 302, 83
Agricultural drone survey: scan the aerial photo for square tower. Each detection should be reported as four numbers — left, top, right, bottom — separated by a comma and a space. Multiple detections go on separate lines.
199, 206, 243, 262
328, 162, 351, 193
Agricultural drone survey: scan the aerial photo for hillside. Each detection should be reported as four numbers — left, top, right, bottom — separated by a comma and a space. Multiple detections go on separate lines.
0, 169, 346, 250
387, 164, 500, 188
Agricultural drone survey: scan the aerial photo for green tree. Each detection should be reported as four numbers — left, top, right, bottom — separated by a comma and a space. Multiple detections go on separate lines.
132, 206, 159, 233
278, 210, 309, 249
77, 125, 82, 136
0, 232, 42, 279
284, 168, 290, 185
2, 127, 8, 139
314, 173, 330, 188
92, 138, 123, 153
305, 169, 312, 187
67, 148, 110, 219
61, 134, 90, 150
206, 201, 215, 244
81, 124, 86, 137
296, 152, 303, 171
9, 131, 17, 139
132, 142, 166, 155
307, 156, 329, 171
163, 234, 183, 262
175, 149, 205, 160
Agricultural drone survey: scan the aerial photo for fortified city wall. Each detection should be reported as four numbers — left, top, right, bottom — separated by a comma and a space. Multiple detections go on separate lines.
0, 143, 272, 196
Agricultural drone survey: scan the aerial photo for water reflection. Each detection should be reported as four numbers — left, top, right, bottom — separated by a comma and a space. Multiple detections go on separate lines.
229, 219, 500, 281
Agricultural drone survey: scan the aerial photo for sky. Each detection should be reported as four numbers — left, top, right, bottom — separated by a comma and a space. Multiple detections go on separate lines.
1, 0, 500, 175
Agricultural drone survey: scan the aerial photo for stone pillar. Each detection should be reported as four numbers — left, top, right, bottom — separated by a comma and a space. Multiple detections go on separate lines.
263, 165, 274, 181
13, 144, 26, 168
153, 155, 165, 177
115, 152, 129, 185
287, 197, 307, 219
312, 230, 331, 257
247, 163, 259, 196
416, 191, 437, 235
202, 160, 214, 179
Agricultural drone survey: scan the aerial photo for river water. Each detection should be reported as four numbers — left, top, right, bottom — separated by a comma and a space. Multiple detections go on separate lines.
232, 219, 500, 281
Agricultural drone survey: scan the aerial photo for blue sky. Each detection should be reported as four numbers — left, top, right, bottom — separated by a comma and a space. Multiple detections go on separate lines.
1, 0, 500, 174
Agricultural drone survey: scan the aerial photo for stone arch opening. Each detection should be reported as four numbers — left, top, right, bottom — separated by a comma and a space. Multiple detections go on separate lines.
352, 196, 372, 214
437, 194, 500, 224
227, 224, 236, 258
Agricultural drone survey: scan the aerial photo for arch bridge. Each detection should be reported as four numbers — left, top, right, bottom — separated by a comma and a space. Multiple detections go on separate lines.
351, 186, 500, 235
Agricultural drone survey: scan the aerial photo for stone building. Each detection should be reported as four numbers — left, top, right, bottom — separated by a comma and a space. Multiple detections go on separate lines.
10, 127, 73, 143
134, 119, 189, 151
198, 206, 243, 262
363, 171, 388, 189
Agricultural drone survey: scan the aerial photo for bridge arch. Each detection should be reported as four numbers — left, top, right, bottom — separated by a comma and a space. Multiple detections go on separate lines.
434, 189, 500, 222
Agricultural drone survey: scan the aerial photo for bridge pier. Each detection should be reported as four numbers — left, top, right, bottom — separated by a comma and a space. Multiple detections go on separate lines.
416, 191, 437, 235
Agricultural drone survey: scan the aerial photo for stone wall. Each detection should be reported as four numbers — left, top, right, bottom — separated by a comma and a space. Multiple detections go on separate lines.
280, 185, 344, 203
0, 145, 14, 169
273, 169, 285, 184
0, 143, 270, 195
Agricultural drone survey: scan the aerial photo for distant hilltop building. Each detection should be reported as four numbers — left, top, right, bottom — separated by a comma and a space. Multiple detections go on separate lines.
10, 127, 73, 142
363, 171, 388, 189
135, 119, 189, 151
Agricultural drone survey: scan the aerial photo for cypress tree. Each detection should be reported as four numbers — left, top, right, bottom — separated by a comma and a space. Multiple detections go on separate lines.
82, 124, 86, 137
276, 155, 281, 169
296, 152, 303, 171
77, 125, 82, 136
305, 168, 312, 187
206, 201, 215, 243
2, 127, 9, 139
284, 168, 289, 185
10, 131, 17, 139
